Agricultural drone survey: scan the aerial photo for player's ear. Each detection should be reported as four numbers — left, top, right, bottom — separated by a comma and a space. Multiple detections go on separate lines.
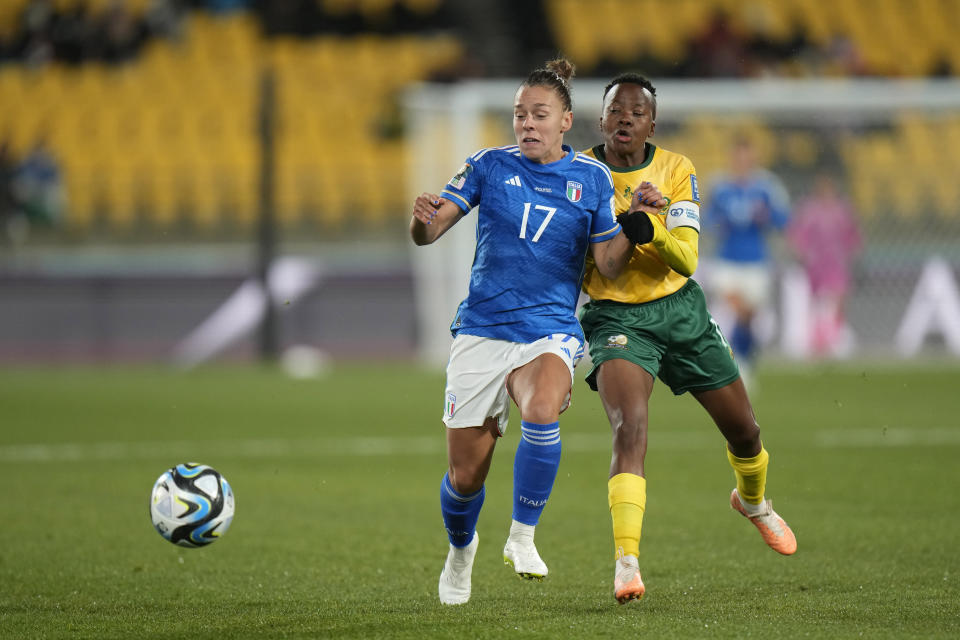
560, 110, 573, 134
648, 120, 656, 138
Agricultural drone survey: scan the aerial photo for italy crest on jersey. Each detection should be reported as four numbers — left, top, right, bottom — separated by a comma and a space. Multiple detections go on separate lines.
566, 181, 582, 202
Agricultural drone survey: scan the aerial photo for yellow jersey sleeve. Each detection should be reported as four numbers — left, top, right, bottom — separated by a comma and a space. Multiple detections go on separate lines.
650, 224, 699, 277
581, 144, 701, 304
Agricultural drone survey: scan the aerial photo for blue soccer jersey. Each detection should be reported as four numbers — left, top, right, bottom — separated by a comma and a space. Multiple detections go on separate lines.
441, 144, 620, 343
706, 169, 791, 263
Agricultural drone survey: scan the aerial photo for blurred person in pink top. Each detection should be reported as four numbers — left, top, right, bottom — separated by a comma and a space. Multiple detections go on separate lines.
787, 173, 862, 357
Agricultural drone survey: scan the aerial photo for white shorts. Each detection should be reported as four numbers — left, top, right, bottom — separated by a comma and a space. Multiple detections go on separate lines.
442, 333, 584, 433
709, 261, 772, 309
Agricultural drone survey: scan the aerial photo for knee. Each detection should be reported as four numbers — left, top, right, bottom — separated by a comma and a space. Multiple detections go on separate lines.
448, 464, 484, 495
520, 394, 562, 425
725, 420, 761, 456
611, 412, 647, 453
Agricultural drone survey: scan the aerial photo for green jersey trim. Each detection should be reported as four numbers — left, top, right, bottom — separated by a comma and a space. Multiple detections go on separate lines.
590, 143, 657, 172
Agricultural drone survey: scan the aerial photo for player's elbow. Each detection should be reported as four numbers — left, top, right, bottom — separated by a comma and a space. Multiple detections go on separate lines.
674, 259, 696, 278
596, 253, 626, 280
597, 260, 624, 280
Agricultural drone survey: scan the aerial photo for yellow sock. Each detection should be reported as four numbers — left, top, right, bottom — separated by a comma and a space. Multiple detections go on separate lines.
727, 446, 769, 505
608, 473, 646, 559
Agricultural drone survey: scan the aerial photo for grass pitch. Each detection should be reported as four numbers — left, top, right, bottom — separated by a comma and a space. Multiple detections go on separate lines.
1, 362, 958, 639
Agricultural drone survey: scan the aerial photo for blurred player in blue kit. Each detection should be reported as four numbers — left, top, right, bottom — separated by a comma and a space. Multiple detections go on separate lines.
409, 58, 664, 605
706, 136, 791, 376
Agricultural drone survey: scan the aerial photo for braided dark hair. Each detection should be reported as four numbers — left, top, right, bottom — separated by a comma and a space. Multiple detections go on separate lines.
602, 72, 657, 119
522, 57, 576, 112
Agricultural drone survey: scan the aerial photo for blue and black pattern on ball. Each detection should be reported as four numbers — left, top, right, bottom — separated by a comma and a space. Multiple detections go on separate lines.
168, 464, 226, 548
186, 517, 229, 546
175, 462, 206, 478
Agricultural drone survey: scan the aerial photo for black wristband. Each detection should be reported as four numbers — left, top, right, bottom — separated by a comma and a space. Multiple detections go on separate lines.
617, 211, 654, 245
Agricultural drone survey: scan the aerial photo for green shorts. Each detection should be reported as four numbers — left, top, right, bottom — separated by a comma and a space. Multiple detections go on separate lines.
579, 279, 740, 395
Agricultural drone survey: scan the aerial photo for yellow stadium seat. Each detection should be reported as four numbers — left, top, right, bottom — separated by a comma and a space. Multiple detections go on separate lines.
101, 158, 139, 229
62, 159, 99, 230
546, 0, 601, 70
0, 1, 29, 36
792, 0, 834, 46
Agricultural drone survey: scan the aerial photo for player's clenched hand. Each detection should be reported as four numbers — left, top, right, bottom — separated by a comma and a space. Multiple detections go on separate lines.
617, 211, 654, 245
629, 181, 667, 214
412, 192, 444, 225
617, 182, 666, 245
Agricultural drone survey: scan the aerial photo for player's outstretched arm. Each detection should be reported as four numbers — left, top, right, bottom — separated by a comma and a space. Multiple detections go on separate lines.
591, 231, 633, 280
410, 193, 464, 245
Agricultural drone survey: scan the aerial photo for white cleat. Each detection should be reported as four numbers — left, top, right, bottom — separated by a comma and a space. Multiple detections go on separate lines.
613, 554, 645, 604
438, 532, 479, 605
503, 536, 548, 581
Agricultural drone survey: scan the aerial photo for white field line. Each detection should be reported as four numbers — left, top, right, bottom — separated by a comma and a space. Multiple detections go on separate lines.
0, 428, 956, 463
0, 432, 711, 463
814, 427, 960, 448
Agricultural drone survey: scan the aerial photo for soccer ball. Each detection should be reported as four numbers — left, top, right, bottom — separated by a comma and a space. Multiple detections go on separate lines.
150, 463, 235, 548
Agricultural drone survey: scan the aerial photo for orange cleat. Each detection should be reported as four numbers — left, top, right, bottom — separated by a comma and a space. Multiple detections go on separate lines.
614, 555, 645, 604
730, 488, 797, 555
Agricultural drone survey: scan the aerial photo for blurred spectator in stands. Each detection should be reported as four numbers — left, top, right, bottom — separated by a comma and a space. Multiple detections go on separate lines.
206, 0, 250, 13
14, 0, 56, 67
11, 136, 65, 234
5, 0, 182, 67
822, 35, 868, 77
145, 0, 186, 41
18, 0, 55, 40
930, 55, 955, 78
686, 9, 747, 77
51, 1, 95, 65
787, 172, 861, 357
97, 0, 145, 64
705, 136, 790, 381
0, 139, 18, 243
253, 0, 323, 36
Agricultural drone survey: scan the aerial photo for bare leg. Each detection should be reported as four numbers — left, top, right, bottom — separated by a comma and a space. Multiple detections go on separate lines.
446, 417, 500, 494
505, 353, 571, 423
596, 358, 654, 602
595, 359, 656, 478
501, 353, 572, 579
691, 378, 760, 457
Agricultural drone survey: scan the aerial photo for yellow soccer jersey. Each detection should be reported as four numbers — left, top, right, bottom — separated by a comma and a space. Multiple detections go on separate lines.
582, 143, 701, 304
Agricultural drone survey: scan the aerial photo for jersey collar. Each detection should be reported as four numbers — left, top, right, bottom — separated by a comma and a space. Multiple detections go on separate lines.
592, 143, 656, 172
520, 144, 576, 171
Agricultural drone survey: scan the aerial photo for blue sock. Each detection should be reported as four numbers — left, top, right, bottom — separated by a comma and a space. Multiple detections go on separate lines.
440, 472, 484, 547
512, 420, 561, 526
731, 321, 755, 360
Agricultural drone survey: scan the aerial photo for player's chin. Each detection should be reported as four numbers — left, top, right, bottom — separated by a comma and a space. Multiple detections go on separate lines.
519, 144, 544, 161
